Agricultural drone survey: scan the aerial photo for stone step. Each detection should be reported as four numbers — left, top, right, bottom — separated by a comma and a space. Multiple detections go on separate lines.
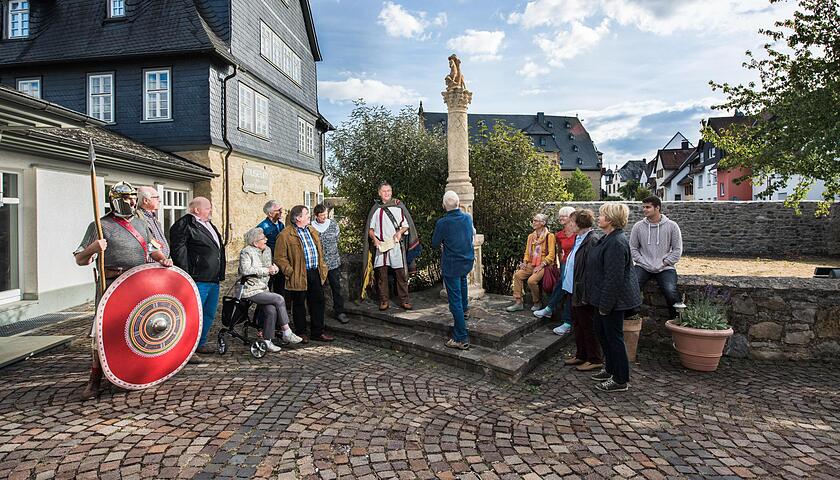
325, 314, 571, 382
342, 291, 558, 350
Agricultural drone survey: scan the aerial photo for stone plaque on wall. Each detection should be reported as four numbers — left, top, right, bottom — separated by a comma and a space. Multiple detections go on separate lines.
242, 163, 270, 194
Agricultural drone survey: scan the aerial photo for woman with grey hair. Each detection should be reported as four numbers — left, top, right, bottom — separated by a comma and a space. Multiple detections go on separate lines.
239, 227, 302, 352
505, 213, 556, 312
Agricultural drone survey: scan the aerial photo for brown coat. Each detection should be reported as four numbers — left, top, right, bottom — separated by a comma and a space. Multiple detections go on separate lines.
274, 225, 328, 291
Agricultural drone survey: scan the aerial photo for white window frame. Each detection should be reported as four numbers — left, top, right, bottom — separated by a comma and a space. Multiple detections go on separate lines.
238, 83, 269, 138
88, 73, 114, 123
303, 191, 324, 210
143, 68, 171, 121
0, 171, 21, 305
710, 146, 717, 158
109, 0, 125, 18
7, 1, 29, 39
719, 182, 725, 196
259, 21, 303, 85
16, 78, 40, 98
298, 118, 315, 156
161, 187, 188, 241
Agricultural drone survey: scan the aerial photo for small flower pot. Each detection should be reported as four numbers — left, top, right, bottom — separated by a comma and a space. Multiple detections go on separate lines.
623, 317, 643, 363
665, 320, 733, 372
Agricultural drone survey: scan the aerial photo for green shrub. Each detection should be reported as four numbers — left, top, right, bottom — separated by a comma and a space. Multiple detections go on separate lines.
676, 292, 731, 330
566, 168, 598, 201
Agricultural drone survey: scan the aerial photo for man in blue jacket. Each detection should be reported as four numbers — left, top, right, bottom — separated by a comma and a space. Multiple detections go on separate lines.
432, 191, 475, 350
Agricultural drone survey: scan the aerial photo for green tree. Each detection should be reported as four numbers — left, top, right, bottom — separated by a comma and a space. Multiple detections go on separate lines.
634, 186, 653, 201
471, 122, 571, 294
566, 168, 598, 201
704, 0, 840, 215
327, 102, 448, 286
618, 179, 640, 200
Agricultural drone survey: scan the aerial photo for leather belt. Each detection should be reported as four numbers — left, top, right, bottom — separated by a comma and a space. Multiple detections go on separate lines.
104, 267, 126, 279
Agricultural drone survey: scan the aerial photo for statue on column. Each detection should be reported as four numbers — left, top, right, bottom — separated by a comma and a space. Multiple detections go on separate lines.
445, 54, 467, 91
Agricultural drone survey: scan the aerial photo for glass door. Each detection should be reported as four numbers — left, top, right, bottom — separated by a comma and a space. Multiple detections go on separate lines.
0, 172, 21, 305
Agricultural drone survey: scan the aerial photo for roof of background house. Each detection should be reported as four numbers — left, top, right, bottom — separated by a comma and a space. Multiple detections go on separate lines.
707, 115, 753, 133
661, 148, 699, 187
617, 160, 646, 182
421, 111, 601, 171
655, 147, 694, 171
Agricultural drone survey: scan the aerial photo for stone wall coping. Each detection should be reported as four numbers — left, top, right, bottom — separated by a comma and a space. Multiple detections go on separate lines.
677, 274, 840, 291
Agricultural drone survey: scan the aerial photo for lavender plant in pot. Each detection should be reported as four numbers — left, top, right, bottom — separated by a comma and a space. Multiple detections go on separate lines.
665, 286, 734, 372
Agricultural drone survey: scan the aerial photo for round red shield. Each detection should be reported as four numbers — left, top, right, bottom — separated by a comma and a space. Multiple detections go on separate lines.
96, 264, 202, 390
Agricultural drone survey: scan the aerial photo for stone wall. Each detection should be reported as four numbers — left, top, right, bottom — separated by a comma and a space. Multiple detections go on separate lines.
551, 201, 840, 257
638, 275, 840, 361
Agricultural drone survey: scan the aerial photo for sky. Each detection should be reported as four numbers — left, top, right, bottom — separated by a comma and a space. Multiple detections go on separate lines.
309, 0, 796, 170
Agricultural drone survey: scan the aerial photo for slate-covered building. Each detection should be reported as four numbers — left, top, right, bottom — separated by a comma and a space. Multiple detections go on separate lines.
420, 109, 602, 194
0, 0, 331, 254
604, 159, 646, 199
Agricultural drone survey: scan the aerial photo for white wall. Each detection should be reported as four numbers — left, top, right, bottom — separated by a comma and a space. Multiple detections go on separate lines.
752, 175, 836, 201
35, 168, 104, 293
694, 165, 717, 201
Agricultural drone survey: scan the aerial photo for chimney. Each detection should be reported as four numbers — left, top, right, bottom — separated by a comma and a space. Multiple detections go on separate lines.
681, 139, 689, 149
537, 112, 545, 124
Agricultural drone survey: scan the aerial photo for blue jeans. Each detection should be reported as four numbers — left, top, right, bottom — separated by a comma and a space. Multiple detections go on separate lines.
444, 275, 469, 343
196, 282, 220, 347
634, 266, 679, 318
545, 287, 573, 325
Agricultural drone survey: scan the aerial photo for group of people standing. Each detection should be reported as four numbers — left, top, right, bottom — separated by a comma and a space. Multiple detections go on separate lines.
507, 196, 683, 392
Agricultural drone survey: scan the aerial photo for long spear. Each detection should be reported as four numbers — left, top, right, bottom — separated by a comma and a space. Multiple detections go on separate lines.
89, 139, 106, 295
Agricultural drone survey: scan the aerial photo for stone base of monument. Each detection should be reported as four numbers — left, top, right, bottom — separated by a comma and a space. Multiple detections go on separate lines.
326, 286, 570, 382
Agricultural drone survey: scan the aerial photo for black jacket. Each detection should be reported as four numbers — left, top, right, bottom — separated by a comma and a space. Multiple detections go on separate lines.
170, 214, 226, 283
570, 230, 600, 307
584, 228, 641, 313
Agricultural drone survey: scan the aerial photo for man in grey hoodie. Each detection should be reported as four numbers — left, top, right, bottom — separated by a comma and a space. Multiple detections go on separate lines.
629, 196, 683, 319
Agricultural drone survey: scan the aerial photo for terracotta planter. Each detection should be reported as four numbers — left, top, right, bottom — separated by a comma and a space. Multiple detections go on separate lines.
665, 320, 733, 372
623, 317, 643, 363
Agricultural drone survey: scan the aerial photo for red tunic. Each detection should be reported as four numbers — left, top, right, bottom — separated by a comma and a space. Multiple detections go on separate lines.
556, 230, 577, 264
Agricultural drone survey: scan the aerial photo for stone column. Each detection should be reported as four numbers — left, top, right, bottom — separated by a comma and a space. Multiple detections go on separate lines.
442, 86, 485, 299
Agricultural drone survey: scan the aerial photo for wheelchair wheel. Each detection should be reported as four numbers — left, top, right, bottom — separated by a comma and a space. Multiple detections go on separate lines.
218, 333, 228, 355
250, 340, 266, 358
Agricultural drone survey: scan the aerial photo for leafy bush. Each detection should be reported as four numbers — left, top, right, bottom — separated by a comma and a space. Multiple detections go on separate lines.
676, 286, 731, 330
634, 186, 652, 201
566, 168, 598, 201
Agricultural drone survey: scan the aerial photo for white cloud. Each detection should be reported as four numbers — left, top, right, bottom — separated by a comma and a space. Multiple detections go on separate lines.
508, 0, 592, 29
446, 30, 506, 62
517, 61, 550, 79
578, 97, 718, 143
318, 78, 421, 106
535, 19, 610, 66
377, 2, 447, 39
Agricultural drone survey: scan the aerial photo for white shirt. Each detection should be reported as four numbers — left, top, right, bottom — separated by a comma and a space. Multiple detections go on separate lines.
370, 206, 406, 268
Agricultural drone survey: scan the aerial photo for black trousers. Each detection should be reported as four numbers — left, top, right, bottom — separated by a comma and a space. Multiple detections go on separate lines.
326, 267, 345, 314
595, 309, 630, 384
291, 269, 325, 338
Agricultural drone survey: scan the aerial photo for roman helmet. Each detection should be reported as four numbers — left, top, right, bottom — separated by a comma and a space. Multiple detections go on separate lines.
109, 181, 137, 218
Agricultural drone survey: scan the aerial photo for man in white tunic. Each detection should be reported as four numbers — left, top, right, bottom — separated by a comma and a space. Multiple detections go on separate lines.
367, 182, 413, 311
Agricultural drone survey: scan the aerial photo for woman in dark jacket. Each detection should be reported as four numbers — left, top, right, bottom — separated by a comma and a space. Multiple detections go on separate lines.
585, 203, 642, 392
562, 209, 603, 372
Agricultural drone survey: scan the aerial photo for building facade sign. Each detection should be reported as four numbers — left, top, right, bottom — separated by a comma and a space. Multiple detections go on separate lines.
242, 163, 270, 194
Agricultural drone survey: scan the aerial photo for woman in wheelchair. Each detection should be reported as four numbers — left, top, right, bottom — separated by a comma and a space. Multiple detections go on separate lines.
239, 228, 303, 352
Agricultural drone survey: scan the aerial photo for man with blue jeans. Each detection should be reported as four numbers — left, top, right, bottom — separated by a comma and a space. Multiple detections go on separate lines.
629, 196, 683, 319
432, 191, 475, 350
170, 197, 226, 354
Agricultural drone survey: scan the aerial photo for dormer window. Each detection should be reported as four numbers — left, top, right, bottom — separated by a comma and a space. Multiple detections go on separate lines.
576, 157, 583, 165
572, 145, 579, 152
109, 0, 125, 18
7, 1, 29, 38
546, 121, 553, 128
565, 121, 571, 129
569, 133, 575, 140
539, 137, 546, 146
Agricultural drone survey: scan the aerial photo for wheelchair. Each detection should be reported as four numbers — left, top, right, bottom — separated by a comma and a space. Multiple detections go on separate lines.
217, 276, 270, 358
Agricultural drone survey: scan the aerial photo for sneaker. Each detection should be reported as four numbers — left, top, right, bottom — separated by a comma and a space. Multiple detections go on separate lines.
263, 339, 282, 353
282, 330, 303, 345
552, 323, 572, 335
534, 306, 553, 318
595, 378, 628, 392
590, 368, 611, 380
505, 303, 524, 312
530, 304, 542, 312
445, 339, 470, 350
576, 361, 603, 372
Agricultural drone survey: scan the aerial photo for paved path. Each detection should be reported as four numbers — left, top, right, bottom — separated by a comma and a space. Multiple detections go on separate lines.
1, 313, 838, 480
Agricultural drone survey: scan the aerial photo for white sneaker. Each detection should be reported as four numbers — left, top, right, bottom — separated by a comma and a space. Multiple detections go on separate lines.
263, 339, 282, 352
552, 323, 572, 336
282, 330, 303, 344
530, 304, 542, 312
534, 306, 553, 318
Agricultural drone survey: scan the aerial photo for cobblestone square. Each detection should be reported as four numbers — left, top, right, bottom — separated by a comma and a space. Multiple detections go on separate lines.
1, 314, 838, 479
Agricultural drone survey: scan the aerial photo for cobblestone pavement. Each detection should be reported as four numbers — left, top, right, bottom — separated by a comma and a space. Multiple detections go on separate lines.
1, 313, 838, 480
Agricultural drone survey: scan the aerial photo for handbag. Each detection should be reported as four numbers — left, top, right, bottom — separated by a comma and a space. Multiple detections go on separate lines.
541, 264, 560, 294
